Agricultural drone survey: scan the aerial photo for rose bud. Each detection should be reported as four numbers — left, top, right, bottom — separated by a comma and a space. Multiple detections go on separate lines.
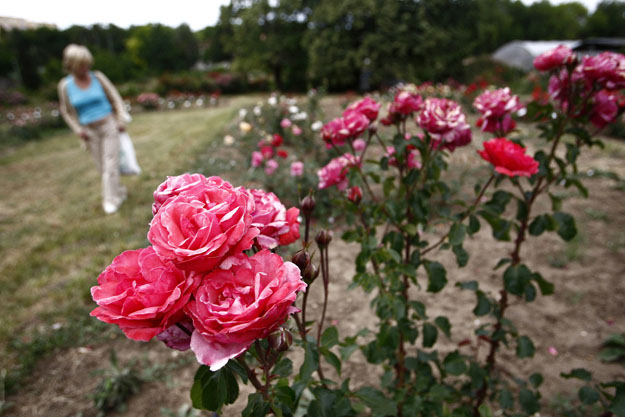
302, 262, 320, 284
291, 249, 310, 271
301, 195, 316, 217
268, 328, 293, 352
315, 230, 332, 249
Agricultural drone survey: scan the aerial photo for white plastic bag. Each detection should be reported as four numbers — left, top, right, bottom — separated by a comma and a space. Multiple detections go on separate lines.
119, 132, 141, 175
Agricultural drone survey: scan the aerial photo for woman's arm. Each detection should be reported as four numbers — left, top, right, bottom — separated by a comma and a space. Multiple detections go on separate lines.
57, 78, 84, 137
94, 71, 130, 130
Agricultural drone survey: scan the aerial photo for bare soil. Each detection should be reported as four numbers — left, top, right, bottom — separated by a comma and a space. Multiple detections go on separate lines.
3, 110, 625, 417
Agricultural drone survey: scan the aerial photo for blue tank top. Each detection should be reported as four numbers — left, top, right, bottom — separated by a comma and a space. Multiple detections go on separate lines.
65, 72, 113, 125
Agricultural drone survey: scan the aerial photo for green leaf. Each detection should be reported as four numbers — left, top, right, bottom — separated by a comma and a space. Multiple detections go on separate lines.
452, 245, 469, 267
478, 404, 492, 417
529, 214, 549, 236
300, 342, 319, 382
579, 386, 600, 405
320, 347, 341, 376
485, 190, 512, 215
426, 261, 447, 293
609, 384, 625, 417
434, 316, 451, 338
474, 292, 491, 316
503, 264, 532, 297
516, 336, 535, 358
443, 351, 466, 376
529, 373, 544, 388
449, 223, 466, 246
321, 326, 339, 348
339, 344, 359, 362
190, 365, 240, 411
499, 389, 514, 410
457, 280, 478, 291
494, 257, 511, 270
422, 323, 438, 348
356, 387, 397, 416
553, 212, 577, 241
561, 368, 592, 381
468, 214, 481, 235
533, 272, 554, 296
242, 393, 270, 417
519, 389, 540, 414
272, 358, 293, 378
549, 192, 563, 211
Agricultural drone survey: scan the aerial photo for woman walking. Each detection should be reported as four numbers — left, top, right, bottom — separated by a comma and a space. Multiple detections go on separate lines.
58, 44, 129, 214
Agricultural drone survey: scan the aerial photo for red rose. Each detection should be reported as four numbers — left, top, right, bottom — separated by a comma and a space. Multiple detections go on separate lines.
277, 149, 288, 159
90, 247, 200, 341
148, 176, 259, 272
261, 145, 274, 159
477, 138, 539, 177
185, 250, 306, 371
271, 134, 284, 147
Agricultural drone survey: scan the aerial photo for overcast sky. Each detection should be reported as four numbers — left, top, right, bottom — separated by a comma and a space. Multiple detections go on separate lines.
2, 0, 603, 32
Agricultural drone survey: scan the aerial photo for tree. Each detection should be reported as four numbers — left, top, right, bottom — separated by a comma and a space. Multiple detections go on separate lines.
585, 0, 625, 37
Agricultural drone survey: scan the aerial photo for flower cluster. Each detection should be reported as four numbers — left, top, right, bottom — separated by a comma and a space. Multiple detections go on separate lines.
534, 46, 625, 127
417, 97, 471, 151
473, 87, 524, 134
251, 134, 292, 175
91, 174, 305, 371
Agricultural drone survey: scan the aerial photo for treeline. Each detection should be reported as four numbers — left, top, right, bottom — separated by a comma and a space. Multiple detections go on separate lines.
1, 0, 624, 94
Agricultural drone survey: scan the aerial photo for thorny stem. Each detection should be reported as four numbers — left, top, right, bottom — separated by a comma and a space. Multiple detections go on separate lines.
421, 174, 495, 256
315, 240, 330, 386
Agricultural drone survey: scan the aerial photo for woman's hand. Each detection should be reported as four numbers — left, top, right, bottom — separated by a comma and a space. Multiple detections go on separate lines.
79, 130, 89, 141
118, 125, 126, 132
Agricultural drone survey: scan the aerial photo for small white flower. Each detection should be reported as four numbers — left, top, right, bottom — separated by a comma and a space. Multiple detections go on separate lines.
253, 106, 262, 116
293, 111, 308, 121
184, 100, 191, 108
223, 135, 235, 145
268, 96, 278, 106
311, 120, 323, 131
239, 108, 248, 118
517, 108, 527, 117
289, 105, 299, 114
167, 101, 175, 109
196, 98, 204, 106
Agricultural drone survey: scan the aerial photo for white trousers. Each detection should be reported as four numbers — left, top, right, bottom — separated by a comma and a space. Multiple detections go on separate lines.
85, 116, 127, 210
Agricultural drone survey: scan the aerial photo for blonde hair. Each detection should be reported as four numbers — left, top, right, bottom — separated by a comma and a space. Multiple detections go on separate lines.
62, 44, 93, 73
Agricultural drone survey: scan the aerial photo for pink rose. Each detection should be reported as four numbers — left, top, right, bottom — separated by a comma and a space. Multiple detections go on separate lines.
534, 45, 576, 71
344, 96, 381, 121
279, 207, 300, 246
321, 117, 349, 147
342, 110, 370, 138
290, 161, 304, 177
473, 88, 523, 134
251, 151, 263, 168
292, 125, 303, 136
265, 159, 279, 175
548, 69, 571, 109
153, 173, 214, 215
590, 90, 619, 128
280, 118, 292, 128
185, 250, 306, 371
90, 247, 200, 341
418, 98, 472, 148
577, 52, 625, 90
352, 138, 366, 152
393, 91, 423, 115
347, 186, 362, 203
386, 146, 422, 169
148, 176, 259, 272
249, 189, 301, 249
317, 153, 359, 190
157, 318, 194, 351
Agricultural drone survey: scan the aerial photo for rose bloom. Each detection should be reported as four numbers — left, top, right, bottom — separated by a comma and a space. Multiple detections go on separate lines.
577, 52, 625, 90
392, 91, 423, 115
153, 173, 214, 215
91, 247, 200, 341
248, 189, 300, 249
264, 159, 279, 175
271, 134, 283, 147
352, 138, 366, 152
321, 117, 350, 147
418, 98, 472, 145
478, 137, 539, 177
290, 161, 304, 177
260, 145, 274, 159
347, 186, 362, 203
317, 153, 359, 190
590, 90, 619, 128
251, 151, 263, 168
239, 121, 252, 133
185, 250, 306, 371
148, 175, 259, 272
277, 149, 288, 159
280, 118, 292, 128
473, 88, 523, 134
386, 146, 422, 169
292, 125, 303, 136
534, 45, 576, 71
342, 110, 370, 137
344, 96, 381, 121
